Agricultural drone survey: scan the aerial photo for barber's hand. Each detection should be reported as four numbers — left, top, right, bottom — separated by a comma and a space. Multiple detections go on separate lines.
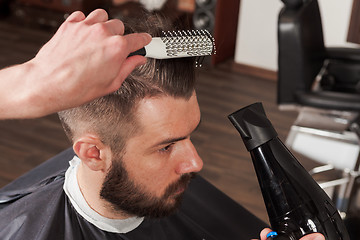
3, 9, 151, 119
258, 228, 325, 240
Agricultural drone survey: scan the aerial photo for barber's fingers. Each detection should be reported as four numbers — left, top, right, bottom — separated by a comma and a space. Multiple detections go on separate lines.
258, 229, 325, 240
84, 9, 109, 24
66, 11, 86, 22
110, 55, 148, 91
259, 228, 272, 240
107, 34, 151, 89
102, 19, 125, 35
122, 32, 152, 53
300, 233, 325, 240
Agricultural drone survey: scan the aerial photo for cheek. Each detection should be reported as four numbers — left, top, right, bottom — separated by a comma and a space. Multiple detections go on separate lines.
125, 155, 178, 195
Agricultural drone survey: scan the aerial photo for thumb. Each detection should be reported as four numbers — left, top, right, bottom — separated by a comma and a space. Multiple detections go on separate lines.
107, 56, 147, 92
300, 233, 325, 240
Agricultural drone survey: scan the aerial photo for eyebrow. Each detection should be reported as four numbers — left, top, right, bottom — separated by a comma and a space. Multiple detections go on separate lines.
153, 119, 202, 147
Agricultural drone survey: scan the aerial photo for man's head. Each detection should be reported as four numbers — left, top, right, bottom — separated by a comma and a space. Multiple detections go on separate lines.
58, 13, 203, 218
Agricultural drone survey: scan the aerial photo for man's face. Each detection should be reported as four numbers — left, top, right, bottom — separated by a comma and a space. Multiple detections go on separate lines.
100, 92, 203, 218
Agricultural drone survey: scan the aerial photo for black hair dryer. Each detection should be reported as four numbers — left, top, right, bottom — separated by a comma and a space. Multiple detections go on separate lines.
228, 102, 350, 240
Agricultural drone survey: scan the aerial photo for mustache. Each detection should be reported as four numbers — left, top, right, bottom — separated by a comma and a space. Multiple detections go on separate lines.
163, 172, 197, 198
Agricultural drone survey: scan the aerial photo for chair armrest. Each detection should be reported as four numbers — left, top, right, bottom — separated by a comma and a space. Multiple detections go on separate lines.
326, 47, 360, 62
318, 48, 360, 93
295, 91, 360, 111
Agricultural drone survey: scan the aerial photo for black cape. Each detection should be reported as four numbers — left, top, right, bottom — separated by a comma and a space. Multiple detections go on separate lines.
0, 148, 267, 239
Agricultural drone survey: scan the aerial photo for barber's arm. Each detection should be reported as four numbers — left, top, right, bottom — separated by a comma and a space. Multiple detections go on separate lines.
0, 9, 151, 119
257, 228, 325, 240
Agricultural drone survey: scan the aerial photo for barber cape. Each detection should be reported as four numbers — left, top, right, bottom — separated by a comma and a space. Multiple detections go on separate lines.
0, 148, 266, 240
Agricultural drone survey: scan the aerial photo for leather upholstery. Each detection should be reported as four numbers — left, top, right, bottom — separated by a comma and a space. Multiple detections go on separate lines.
278, 0, 360, 111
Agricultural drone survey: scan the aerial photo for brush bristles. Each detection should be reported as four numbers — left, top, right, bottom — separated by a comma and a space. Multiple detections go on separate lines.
160, 30, 216, 60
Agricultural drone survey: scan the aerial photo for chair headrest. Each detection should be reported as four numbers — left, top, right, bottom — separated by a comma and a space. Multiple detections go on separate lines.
281, 0, 303, 9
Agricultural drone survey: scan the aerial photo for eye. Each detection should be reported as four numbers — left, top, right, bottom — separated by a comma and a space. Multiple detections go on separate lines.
159, 143, 174, 153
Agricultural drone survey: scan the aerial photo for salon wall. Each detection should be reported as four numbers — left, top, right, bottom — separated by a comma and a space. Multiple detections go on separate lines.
234, 0, 358, 72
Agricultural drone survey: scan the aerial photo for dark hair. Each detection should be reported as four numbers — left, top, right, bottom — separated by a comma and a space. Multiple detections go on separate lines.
58, 13, 196, 153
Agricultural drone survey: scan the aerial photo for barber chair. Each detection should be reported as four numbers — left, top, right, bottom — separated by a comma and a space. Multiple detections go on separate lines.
278, 0, 360, 224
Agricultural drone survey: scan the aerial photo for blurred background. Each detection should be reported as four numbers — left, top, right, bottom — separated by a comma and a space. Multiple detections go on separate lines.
1, 0, 360, 225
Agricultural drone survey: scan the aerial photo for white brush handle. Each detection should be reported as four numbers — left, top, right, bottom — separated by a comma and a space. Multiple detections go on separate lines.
143, 38, 169, 59
129, 31, 215, 60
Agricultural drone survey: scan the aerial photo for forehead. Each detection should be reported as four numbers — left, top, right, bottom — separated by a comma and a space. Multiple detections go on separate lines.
132, 92, 200, 144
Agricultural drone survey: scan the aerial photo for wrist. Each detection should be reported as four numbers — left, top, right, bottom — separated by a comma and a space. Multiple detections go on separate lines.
0, 63, 33, 119
22, 59, 61, 118
0, 60, 54, 119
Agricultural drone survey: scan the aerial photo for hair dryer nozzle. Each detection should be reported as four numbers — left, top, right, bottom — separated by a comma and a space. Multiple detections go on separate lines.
228, 102, 278, 151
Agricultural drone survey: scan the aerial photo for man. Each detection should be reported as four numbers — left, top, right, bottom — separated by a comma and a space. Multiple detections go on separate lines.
0, 12, 324, 240
57, 12, 203, 221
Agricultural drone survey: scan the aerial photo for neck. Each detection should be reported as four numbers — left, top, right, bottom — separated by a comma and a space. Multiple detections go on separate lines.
77, 162, 133, 220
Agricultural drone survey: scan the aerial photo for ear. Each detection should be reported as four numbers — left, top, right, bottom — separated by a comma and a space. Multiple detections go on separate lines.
73, 135, 112, 172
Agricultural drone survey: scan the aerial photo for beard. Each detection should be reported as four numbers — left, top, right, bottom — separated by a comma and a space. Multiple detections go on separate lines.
100, 157, 196, 218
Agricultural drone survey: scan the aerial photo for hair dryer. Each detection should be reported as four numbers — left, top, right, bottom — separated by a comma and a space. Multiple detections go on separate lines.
228, 102, 350, 240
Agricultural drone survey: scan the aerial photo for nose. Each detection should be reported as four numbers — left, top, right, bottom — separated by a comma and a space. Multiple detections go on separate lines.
175, 140, 203, 174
